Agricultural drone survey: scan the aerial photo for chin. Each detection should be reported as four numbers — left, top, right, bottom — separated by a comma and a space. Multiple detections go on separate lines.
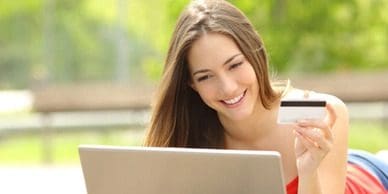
223, 108, 253, 122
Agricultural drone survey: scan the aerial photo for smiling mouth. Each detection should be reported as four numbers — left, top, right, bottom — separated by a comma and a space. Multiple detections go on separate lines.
222, 90, 246, 105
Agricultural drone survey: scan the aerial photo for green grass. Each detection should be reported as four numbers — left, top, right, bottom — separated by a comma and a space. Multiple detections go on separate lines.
348, 120, 388, 153
0, 128, 145, 165
0, 121, 387, 165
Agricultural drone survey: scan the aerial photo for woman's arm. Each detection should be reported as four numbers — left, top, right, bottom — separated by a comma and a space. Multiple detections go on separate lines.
318, 96, 349, 194
294, 94, 349, 194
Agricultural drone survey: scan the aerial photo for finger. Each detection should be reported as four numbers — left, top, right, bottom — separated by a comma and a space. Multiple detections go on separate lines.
294, 130, 307, 156
295, 127, 321, 147
294, 129, 317, 150
295, 127, 332, 152
297, 119, 325, 129
325, 103, 337, 128
297, 120, 333, 141
294, 129, 332, 163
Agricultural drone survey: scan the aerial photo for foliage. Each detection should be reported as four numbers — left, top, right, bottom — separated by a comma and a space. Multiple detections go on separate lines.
0, 0, 387, 89
230, 0, 388, 73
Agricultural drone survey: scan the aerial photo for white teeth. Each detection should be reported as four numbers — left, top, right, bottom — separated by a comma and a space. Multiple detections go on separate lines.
224, 93, 244, 105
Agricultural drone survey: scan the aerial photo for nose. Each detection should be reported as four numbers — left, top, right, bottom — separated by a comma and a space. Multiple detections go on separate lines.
218, 74, 238, 97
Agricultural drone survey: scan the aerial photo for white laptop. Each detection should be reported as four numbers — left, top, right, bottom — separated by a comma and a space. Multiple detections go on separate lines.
79, 145, 286, 194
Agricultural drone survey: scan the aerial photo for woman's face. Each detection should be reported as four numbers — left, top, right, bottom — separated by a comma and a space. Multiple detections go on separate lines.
188, 33, 260, 121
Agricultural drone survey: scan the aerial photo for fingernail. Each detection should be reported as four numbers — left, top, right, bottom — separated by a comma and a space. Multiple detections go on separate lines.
297, 120, 310, 126
297, 119, 307, 123
294, 130, 302, 137
294, 127, 303, 133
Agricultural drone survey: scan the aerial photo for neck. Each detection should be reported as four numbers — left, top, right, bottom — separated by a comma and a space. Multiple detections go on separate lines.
221, 99, 281, 149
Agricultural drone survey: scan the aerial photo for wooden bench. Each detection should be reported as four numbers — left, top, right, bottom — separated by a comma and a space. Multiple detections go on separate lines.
33, 83, 155, 112
29, 82, 156, 163
286, 71, 388, 102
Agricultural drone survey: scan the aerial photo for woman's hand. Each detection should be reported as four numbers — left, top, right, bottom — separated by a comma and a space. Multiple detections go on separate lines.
293, 103, 337, 176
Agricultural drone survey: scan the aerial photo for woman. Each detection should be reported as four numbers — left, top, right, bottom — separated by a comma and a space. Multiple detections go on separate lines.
144, 0, 387, 193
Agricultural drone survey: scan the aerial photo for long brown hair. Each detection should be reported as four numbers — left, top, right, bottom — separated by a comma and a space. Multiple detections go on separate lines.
144, 0, 278, 148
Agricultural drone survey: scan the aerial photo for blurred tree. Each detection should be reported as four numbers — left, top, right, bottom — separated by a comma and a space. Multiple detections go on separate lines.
230, 0, 388, 73
0, 0, 42, 88
0, 0, 387, 89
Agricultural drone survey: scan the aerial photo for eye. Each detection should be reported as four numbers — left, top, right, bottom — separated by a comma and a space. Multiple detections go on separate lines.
229, 62, 243, 70
197, 74, 212, 82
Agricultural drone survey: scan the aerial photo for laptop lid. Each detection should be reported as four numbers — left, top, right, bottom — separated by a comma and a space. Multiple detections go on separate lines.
79, 145, 286, 194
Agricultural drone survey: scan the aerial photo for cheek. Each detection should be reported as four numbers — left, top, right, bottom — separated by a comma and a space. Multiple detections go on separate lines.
248, 72, 258, 85
195, 84, 218, 103
239, 66, 258, 84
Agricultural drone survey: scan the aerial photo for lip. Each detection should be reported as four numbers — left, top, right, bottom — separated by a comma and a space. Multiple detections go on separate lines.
221, 90, 247, 108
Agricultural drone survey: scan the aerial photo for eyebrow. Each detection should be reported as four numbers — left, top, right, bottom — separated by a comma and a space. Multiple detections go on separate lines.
192, 53, 242, 76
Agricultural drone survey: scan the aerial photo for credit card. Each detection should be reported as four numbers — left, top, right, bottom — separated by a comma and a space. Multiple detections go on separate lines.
277, 100, 326, 124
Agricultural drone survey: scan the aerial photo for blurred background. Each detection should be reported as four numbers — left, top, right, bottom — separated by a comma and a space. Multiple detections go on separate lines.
0, 0, 387, 193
